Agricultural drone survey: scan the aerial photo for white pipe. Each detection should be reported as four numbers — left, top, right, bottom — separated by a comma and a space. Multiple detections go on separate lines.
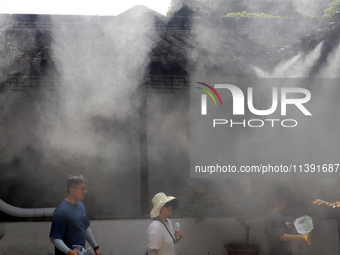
0, 199, 55, 218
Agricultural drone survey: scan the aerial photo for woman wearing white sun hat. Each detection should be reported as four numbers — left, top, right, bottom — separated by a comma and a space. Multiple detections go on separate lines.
147, 192, 183, 255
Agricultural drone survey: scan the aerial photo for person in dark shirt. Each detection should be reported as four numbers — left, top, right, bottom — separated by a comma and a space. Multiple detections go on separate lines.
265, 191, 311, 255
50, 174, 102, 255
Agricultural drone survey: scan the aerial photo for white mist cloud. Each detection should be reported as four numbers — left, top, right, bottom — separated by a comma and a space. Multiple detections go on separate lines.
319, 42, 340, 78
252, 42, 324, 78
40, 13, 158, 157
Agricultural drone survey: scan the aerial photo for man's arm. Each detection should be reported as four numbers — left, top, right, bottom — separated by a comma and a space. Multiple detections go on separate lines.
86, 227, 101, 255
50, 237, 78, 255
279, 233, 311, 243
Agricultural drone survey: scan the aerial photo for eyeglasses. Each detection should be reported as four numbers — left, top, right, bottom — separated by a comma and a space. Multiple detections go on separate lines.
73, 187, 88, 193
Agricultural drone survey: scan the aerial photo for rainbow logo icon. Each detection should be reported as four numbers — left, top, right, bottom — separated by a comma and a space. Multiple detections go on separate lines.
197, 82, 223, 106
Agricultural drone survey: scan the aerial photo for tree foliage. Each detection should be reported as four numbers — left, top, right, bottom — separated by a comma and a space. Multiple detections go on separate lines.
225, 11, 282, 18
167, 0, 334, 18
323, 0, 340, 17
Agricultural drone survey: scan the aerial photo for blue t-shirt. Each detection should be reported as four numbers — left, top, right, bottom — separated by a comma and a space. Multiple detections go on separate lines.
50, 200, 90, 254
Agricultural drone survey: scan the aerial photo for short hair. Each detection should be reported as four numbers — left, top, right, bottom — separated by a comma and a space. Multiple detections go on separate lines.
67, 174, 88, 193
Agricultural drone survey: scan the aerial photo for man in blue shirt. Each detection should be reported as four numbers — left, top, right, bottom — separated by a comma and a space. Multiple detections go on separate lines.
50, 174, 102, 255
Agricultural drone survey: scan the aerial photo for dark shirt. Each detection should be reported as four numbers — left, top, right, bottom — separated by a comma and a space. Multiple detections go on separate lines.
265, 211, 292, 255
50, 200, 90, 255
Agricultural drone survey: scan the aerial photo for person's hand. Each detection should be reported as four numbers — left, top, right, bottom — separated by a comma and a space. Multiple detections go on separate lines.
175, 230, 183, 239
67, 249, 79, 255
301, 233, 311, 244
94, 248, 102, 255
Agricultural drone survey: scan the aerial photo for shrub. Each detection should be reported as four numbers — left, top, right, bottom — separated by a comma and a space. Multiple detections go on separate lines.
225, 10, 282, 18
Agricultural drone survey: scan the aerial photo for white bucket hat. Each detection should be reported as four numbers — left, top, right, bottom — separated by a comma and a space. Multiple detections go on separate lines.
150, 192, 179, 218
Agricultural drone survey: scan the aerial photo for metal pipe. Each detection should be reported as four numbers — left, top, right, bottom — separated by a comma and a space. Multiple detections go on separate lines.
0, 199, 55, 218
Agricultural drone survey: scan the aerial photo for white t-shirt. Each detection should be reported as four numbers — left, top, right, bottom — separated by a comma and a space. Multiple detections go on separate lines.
147, 218, 176, 255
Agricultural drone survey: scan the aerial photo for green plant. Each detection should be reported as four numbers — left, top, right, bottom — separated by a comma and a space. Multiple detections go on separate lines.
225, 11, 283, 18
323, 0, 340, 17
